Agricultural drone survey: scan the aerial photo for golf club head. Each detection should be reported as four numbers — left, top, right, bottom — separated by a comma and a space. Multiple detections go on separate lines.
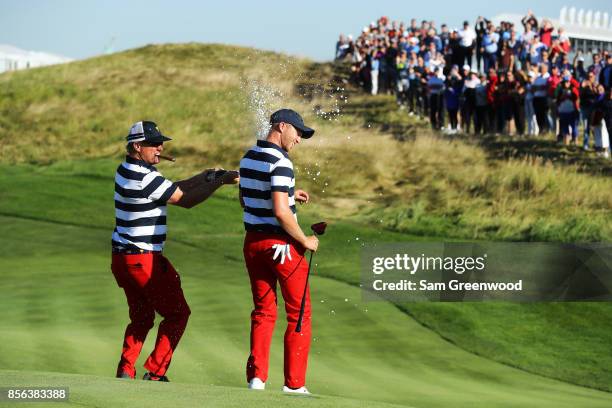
311, 221, 327, 236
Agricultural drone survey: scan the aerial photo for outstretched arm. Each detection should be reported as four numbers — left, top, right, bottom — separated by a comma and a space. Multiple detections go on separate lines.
169, 169, 239, 209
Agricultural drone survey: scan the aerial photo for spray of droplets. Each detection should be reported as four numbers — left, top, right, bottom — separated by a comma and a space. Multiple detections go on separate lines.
242, 79, 284, 140
311, 86, 347, 123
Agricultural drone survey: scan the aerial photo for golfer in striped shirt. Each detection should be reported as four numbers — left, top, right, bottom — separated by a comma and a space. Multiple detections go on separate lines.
111, 120, 238, 382
239, 109, 318, 394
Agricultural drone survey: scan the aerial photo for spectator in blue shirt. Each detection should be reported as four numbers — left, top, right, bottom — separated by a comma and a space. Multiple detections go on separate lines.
444, 71, 462, 132
482, 24, 499, 72
599, 54, 612, 90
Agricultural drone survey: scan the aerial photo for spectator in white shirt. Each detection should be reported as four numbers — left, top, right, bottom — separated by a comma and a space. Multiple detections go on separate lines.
458, 20, 476, 67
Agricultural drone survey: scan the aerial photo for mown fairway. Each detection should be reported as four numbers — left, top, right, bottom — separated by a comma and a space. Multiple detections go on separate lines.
0, 161, 610, 407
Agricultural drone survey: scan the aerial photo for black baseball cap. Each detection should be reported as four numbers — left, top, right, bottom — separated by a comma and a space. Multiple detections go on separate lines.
126, 121, 172, 144
270, 109, 315, 139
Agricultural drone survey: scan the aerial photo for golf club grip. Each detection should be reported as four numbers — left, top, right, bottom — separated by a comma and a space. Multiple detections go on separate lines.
295, 251, 313, 333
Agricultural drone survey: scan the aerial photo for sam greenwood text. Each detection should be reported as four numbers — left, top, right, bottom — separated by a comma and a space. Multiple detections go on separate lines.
372, 280, 523, 291
370, 253, 521, 292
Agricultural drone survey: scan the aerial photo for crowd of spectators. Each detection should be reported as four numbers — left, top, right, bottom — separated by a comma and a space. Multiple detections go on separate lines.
335, 11, 612, 158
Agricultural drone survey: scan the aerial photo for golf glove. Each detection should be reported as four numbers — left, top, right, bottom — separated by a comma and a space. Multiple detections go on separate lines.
272, 243, 292, 264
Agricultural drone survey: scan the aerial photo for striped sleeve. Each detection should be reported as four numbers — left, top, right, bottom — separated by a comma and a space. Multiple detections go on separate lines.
270, 157, 293, 193
142, 171, 177, 202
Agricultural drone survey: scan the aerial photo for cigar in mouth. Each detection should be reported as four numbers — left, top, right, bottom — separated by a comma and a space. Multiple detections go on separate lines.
159, 154, 176, 162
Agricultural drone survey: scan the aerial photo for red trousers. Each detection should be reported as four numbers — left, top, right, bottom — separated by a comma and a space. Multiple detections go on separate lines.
111, 252, 191, 378
243, 232, 312, 388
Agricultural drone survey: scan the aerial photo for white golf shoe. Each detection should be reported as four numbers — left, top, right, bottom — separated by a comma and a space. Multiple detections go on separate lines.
248, 377, 265, 390
282, 385, 311, 395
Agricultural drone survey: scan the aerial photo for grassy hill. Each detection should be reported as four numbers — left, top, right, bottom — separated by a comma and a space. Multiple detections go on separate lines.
0, 43, 611, 406
1, 43, 610, 242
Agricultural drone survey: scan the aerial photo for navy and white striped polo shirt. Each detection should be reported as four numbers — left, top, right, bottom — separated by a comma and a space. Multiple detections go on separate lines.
111, 156, 178, 251
239, 140, 296, 235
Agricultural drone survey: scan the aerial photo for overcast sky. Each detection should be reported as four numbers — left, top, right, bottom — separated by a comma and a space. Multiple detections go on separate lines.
1, 0, 610, 61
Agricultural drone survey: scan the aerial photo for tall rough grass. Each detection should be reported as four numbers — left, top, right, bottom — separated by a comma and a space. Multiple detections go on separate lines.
355, 134, 612, 242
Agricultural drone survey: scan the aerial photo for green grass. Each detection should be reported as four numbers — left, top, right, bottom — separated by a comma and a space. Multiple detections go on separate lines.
1, 43, 611, 406
0, 161, 611, 407
0, 370, 407, 408
402, 302, 612, 392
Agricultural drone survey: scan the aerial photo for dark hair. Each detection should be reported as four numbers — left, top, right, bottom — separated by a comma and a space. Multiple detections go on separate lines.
126, 143, 137, 154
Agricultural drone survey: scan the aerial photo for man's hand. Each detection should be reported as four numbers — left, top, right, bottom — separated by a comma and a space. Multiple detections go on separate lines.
302, 235, 319, 252
203, 169, 239, 184
272, 191, 314, 249
295, 189, 310, 204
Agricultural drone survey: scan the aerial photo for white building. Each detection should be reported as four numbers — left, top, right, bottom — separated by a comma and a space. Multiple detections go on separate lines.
0, 44, 72, 73
493, 7, 612, 53
557, 7, 612, 53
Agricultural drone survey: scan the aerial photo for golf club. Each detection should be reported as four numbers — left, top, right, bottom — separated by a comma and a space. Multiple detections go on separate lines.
295, 221, 328, 333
